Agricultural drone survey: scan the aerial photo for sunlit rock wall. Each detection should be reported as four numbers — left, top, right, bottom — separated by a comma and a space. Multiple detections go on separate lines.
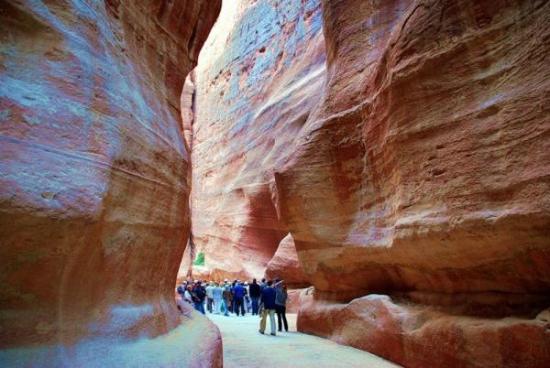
187, 0, 326, 280
0, 0, 220, 366
276, 0, 550, 366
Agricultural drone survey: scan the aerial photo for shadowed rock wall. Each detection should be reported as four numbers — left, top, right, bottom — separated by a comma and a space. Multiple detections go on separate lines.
0, 0, 220, 366
186, 0, 326, 280
277, 0, 550, 366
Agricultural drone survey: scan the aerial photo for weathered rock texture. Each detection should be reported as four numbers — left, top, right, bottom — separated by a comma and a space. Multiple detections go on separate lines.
275, 0, 550, 366
0, 0, 220, 366
185, 0, 326, 280
182, 0, 549, 366
265, 234, 309, 288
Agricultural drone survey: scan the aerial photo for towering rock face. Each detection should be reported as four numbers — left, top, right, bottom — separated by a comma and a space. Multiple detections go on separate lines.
187, 0, 326, 280
275, 0, 550, 366
0, 1, 221, 366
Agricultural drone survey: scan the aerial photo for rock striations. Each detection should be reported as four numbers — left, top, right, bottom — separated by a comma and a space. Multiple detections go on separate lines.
185, 0, 550, 367
0, 1, 221, 367
186, 0, 326, 281
279, 1, 550, 367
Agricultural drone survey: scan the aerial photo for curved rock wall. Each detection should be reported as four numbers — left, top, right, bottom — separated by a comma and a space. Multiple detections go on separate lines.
187, 0, 326, 280
0, 0, 220, 366
182, 0, 548, 366
276, 0, 550, 366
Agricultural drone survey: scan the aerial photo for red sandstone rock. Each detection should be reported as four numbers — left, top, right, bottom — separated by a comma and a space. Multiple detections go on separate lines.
277, 1, 550, 365
179, 0, 549, 366
0, 1, 220, 366
285, 288, 306, 314
265, 234, 309, 288
298, 290, 550, 368
184, 0, 326, 281
279, 0, 550, 299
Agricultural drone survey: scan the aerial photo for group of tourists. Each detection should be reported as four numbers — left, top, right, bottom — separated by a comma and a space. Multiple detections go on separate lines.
176, 277, 288, 335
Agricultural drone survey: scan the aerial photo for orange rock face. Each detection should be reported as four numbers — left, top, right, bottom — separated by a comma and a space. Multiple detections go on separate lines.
185, 0, 326, 280
265, 234, 309, 288
298, 291, 550, 368
0, 1, 220, 366
275, 0, 550, 366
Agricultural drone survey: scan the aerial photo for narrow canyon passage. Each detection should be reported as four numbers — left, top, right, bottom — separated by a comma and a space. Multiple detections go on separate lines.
1, 0, 549, 367
206, 313, 399, 368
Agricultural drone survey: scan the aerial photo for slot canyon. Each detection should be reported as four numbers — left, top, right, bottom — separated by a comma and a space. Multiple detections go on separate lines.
1, 0, 549, 367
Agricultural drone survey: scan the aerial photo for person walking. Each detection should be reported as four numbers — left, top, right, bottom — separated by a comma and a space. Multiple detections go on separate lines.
212, 282, 223, 314
259, 280, 277, 336
275, 280, 288, 332
192, 281, 206, 314
244, 282, 252, 313
205, 282, 214, 313
222, 283, 232, 316
233, 282, 246, 316
249, 278, 261, 315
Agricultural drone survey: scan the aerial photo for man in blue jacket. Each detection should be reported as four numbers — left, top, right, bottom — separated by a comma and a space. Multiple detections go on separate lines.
232, 282, 246, 316
259, 280, 277, 335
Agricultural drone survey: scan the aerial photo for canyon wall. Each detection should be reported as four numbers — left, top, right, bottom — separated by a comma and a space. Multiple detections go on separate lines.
0, 1, 221, 366
278, 0, 550, 366
184, 0, 549, 366
186, 0, 325, 281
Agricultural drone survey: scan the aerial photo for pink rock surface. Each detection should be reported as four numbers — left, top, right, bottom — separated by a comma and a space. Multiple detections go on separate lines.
278, 0, 550, 299
275, 1, 550, 365
181, 0, 549, 366
298, 291, 550, 368
184, 0, 326, 280
0, 0, 220, 366
265, 234, 309, 288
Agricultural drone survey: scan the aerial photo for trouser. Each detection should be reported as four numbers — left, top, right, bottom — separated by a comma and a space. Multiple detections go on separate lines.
234, 298, 245, 316
275, 305, 288, 332
194, 301, 205, 314
213, 298, 222, 314
207, 297, 213, 313
251, 297, 260, 315
222, 299, 229, 315
259, 309, 276, 335
245, 296, 251, 312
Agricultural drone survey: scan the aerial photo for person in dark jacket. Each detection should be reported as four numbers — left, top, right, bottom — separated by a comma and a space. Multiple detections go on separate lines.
222, 283, 232, 316
249, 278, 261, 315
259, 280, 277, 335
233, 282, 246, 316
192, 281, 206, 314
275, 280, 288, 332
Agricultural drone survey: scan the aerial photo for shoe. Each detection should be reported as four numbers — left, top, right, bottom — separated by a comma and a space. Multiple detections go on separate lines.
259, 330, 264, 334
270, 333, 276, 336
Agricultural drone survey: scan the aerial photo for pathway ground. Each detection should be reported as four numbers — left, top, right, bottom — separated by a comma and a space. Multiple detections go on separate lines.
207, 312, 400, 368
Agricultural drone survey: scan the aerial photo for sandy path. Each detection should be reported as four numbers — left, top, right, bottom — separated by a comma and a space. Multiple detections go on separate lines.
207, 312, 400, 368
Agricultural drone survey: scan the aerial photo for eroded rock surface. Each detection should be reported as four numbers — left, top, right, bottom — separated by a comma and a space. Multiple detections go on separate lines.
277, 0, 550, 366
182, 0, 548, 366
185, 0, 326, 280
265, 234, 309, 288
0, 1, 220, 366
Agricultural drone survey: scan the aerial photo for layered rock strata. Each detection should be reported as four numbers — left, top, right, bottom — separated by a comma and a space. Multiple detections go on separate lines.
0, 1, 220, 366
185, 0, 326, 280
275, 0, 550, 366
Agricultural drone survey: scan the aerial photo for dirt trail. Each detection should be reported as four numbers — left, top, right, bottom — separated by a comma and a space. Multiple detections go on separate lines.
207, 313, 400, 368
